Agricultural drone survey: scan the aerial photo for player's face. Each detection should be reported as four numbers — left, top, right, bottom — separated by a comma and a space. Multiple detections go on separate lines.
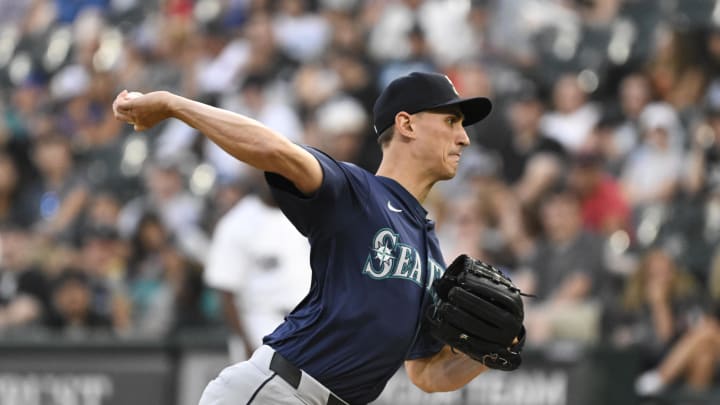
413, 106, 470, 180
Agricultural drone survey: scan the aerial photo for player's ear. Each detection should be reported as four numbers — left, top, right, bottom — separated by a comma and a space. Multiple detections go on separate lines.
394, 112, 415, 140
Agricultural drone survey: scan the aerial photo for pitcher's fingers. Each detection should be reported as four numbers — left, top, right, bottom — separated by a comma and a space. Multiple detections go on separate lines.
114, 100, 135, 114
113, 99, 129, 116
113, 90, 129, 106
114, 111, 134, 123
112, 100, 122, 118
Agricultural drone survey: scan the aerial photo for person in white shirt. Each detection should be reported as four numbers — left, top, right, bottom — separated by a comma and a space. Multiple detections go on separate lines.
540, 73, 600, 152
204, 182, 312, 362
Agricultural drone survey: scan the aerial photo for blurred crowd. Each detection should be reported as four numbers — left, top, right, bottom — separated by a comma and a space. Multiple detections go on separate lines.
1, 0, 720, 398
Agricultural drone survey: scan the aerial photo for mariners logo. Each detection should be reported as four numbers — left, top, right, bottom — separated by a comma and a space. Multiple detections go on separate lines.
362, 228, 444, 291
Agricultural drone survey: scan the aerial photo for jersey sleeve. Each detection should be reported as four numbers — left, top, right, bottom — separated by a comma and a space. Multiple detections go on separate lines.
264, 146, 368, 237
405, 321, 444, 360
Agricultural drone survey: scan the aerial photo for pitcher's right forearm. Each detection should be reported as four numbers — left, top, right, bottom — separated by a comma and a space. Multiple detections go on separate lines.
166, 93, 322, 194
168, 94, 292, 170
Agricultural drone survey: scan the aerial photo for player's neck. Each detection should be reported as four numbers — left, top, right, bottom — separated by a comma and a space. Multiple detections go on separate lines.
376, 159, 435, 203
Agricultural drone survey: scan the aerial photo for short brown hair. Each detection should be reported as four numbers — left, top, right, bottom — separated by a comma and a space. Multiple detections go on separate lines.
377, 126, 395, 148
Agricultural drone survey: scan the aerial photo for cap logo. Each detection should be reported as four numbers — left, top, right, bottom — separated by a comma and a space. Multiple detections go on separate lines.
444, 75, 459, 96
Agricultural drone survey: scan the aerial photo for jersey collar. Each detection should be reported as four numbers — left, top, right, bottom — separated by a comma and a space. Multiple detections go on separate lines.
376, 176, 429, 223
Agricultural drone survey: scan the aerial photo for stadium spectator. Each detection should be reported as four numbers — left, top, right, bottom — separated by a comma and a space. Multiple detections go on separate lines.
325, 51, 382, 170
436, 192, 486, 264
125, 210, 209, 336
0, 152, 38, 228
310, 96, 368, 164
204, 179, 311, 362
76, 224, 131, 333
377, 23, 437, 90
520, 187, 606, 344
657, 180, 720, 284
0, 226, 50, 331
292, 63, 341, 118
567, 151, 630, 236
118, 161, 206, 261
608, 73, 654, 170
631, 248, 717, 397
540, 73, 600, 152
635, 316, 720, 397
607, 248, 703, 352
272, 0, 331, 62
325, 50, 378, 122
126, 212, 176, 336
683, 105, 720, 198
325, 11, 367, 58
243, 11, 298, 80
192, 23, 245, 97
30, 134, 89, 243
83, 191, 123, 230
200, 178, 249, 234
51, 64, 96, 141
163, 247, 210, 333
621, 103, 685, 214
44, 269, 113, 335
489, 81, 568, 206
495, 82, 566, 185
647, 27, 709, 115
4, 75, 51, 144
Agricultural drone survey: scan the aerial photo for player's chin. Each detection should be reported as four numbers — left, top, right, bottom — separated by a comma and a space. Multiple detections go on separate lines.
438, 167, 457, 181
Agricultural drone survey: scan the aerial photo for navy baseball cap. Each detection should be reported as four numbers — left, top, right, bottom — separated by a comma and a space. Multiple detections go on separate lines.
372, 72, 493, 135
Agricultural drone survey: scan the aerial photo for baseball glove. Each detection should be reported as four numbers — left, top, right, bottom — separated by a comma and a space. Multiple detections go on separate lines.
426, 254, 528, 371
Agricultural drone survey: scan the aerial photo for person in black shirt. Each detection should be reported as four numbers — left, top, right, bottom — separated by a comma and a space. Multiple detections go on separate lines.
44, 270, 112, 333
0, 226, 49, 331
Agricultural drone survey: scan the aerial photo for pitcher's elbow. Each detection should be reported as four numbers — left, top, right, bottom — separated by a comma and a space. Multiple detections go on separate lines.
412, 380, 437, 393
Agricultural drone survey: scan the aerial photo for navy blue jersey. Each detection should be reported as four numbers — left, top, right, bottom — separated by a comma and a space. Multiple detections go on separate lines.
263, 147, 445, 404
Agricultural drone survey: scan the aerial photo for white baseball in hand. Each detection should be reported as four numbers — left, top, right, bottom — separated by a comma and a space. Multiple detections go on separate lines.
119, 91, 144, 130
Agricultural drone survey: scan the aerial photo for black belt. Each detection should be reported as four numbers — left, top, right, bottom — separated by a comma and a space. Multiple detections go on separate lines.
269, 351, 347, 405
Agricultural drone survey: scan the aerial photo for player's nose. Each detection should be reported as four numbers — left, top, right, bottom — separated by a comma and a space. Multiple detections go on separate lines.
457, 127, 470, 147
